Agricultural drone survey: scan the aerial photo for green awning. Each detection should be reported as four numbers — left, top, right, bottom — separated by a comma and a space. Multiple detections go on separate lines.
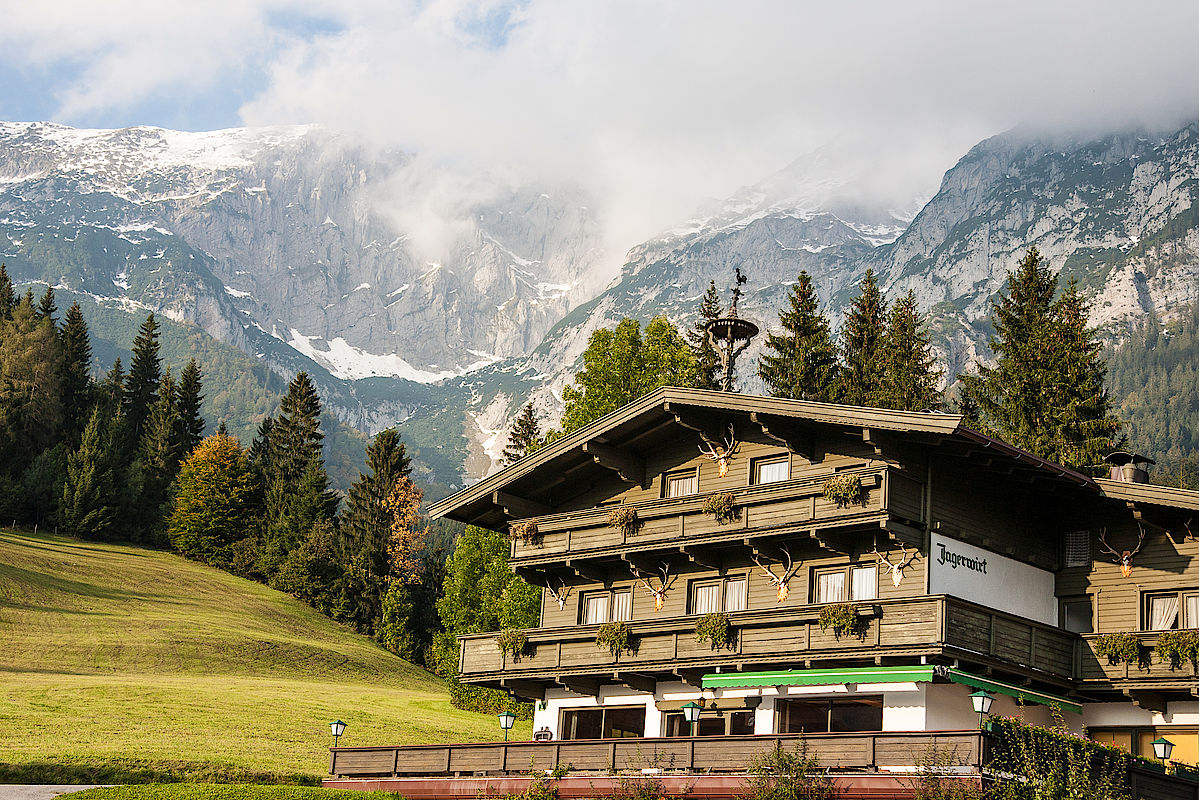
701, 665, 1080, 715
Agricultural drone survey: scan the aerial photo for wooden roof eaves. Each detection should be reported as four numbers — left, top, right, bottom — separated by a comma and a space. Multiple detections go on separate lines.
954, 426, 1096, 488
1097, 478, 1199, 511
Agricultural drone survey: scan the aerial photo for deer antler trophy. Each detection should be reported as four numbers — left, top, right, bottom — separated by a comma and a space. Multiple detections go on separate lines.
546, 577, 574, 611
630, 563, 678, 612
698, 423, 741, 478
1098, 526, 1146, 578
751, 545, 802, 602
873, 544, 914, 587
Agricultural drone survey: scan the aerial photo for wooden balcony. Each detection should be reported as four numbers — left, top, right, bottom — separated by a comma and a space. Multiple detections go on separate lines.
1078, 632, 1199, 690
458, 595, 1076, 689
329, 730, 987, 778
507, 465, 923, 566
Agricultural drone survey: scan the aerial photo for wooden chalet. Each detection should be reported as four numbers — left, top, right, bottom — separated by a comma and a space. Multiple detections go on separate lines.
328, 387, 1199, 795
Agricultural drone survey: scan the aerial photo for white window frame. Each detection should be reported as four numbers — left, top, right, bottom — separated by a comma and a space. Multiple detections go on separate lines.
664, 469, 699, 498
753, 455, 791, 485
581, 588, 633, 624
689, 574, 749, 614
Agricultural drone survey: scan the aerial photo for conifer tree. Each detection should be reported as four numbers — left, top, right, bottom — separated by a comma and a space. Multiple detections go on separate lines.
216, 420, 229, 436
0, 264, 15, 320
60, 303, 94, 440
502, 403, 540, 465
176, 359, 205, 455
169, 433, 259, 567
58, 406, 119, 540
35, 286, 57, 325
124, 313, 162, 441
136, 369, 183, 540
877, 291, 941, 412
249, 416, 275, 476
340, 428, 412, 583
270, 372, 324, 483
102, 358, 125, 406
758, 271, 838, 401
0, 300, 65, 468
837, 268, 887, 406
686, 280, 723, 390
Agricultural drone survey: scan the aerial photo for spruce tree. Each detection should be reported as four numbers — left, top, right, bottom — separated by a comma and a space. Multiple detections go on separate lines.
0, 300, 65, 470
686, 280, 723, 390
169, 433, 259, 567
0, 264, 15, 320
176, 359, 205, 455
60, 303, 94, 441
758, 271, 838, 401
124, 313, 162, 441
102, 358, 126, 406
877, 291, 941, 412
136, 369, 183, 540
249, 416, 275, 476
502, 403, 540, 465
271, 372, 324, 483
837, 268, 887, 406
58, 406, 119, 540
35, 286, 57, 325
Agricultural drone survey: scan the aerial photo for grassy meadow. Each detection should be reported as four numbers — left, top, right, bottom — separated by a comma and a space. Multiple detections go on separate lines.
0, 529, 527, 782
62, 787, 402, 800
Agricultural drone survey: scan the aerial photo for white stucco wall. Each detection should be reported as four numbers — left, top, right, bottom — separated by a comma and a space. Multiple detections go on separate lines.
1084, 701, 1199, 728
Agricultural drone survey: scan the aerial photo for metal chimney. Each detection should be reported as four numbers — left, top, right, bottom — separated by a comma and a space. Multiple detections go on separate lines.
1103, 452, 1155, 483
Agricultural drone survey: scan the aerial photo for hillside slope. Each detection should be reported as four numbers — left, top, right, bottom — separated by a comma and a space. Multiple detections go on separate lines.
0, 530, 522, 780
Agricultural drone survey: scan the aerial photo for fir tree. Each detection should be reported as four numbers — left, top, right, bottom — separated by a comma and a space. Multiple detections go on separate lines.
758, 271, 838, 401
176, 359, 205, 455
58, 406, 119, 540
271, 372, 324, 484
216, 420, 229, 436
124, 313, 162, 441
35, 286, 57, 325
136, 369, 183, 540
686, 280, 723, 390
877, 291, 941, 412
249, 416, 275, 476
102, 358, 126, 407
60, 303, 94, 441
169, 433, 259, 567
502, 403, 540, 465
837, 268, 887, 406
340, 428, 412, 583
0, 264, 15, 320
0, 300, 65, 472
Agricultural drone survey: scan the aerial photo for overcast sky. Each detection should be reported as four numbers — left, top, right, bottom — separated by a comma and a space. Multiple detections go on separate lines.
4, 1, 1199, 251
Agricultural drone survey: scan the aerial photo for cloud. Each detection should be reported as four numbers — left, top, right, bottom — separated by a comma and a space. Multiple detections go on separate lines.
5, 1, 1199, 262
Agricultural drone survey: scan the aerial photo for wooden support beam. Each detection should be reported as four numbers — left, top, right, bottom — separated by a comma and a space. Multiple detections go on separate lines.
680, 545, 722, 571
616, 672, 657, 694
663, 403, 725, 442
672, 669, 706, 687
493, 490, 551, 518
749, 412, 813, 459
1124, 689, 1167, 713
582, 441, 646, 486
862, 428, 883, 456
500, 678, 547, 702
567, 559, 608, 584
514, 566, 550, 587
558, 676, 603, 696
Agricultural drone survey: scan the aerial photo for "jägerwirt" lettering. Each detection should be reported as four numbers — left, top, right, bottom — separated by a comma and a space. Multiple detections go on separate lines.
936, 542, 988, 574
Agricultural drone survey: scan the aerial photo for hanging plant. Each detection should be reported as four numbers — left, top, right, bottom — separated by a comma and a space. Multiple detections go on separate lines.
821, 474, 866, 508
702, 492, 739, 525
817, 602, 866, 640
695, 612, 733, 650
596, 620, 633, 657
496, 628, 531, 661
1155, 630, 1199, 670
1094, 632, 1143, 666
608, 506, 642, 536
509, 519, 542, 546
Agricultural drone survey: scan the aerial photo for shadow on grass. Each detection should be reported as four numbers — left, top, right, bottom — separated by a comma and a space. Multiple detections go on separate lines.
0, 762, 321, 786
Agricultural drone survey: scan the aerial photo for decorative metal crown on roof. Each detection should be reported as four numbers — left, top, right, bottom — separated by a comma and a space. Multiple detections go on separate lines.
705, 268, 759, 392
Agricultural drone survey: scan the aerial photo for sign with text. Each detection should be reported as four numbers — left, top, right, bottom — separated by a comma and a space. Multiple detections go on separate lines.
928, 532, 1057, 625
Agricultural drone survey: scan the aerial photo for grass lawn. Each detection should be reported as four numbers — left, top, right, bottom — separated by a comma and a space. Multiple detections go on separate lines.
63, 787, 401, 799
0, 529, 528, 783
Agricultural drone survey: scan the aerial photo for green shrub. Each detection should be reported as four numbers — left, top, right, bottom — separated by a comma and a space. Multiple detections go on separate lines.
817, 602, 865, 639
596, 620, 633, 656
744, 740, 837, 800
1155, 629, 1199, 669
1094, 632, 1143, 666
608, 506, 641, 536
701, 492, 739, 525
821, 474, 865, 508
987, 715, 1131, 800
694, 612, 733, 649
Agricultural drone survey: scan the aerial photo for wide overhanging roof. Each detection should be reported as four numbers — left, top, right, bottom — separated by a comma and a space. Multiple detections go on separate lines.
701, 665, 1081, 714
430, 387, 1096, 527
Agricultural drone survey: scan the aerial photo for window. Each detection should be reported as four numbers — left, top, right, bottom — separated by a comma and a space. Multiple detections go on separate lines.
1063, 530, 1091, 568
812, 564, 878, 603
665, 470, 698, 498
777, 697, 883, 734
1062, 596, 1093, 634
561, 706, 646, 739
1144, 590, 1199, 631
690, 575, 748, 614
664, 710, 754, 736
581, 589, 632, 624
753, 456, 790, 485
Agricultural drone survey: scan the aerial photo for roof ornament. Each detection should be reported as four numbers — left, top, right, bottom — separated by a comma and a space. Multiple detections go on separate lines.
705, 268, 759, 392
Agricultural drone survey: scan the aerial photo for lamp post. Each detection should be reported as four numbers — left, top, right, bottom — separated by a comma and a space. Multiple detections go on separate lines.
969, 690, 994, 729
1152, 737, 1175, 762
330, 719, 346, 748
498, 710, 517, 741
681, 701, 702, 737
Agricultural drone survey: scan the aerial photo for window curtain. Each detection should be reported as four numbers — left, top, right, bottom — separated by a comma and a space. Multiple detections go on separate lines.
693, 583, 721, 614
851, 566, 877, 601
584, 593, 611, 625
1150, 596, 1179, 630
724, 578, 747, 612
612, 590, 632, 621
816, 571, 845, 604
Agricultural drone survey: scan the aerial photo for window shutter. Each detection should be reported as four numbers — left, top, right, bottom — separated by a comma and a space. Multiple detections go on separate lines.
1064, 530, 1091, 568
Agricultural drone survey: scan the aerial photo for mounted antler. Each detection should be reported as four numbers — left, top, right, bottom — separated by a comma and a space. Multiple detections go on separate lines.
630, 562, 678, 612
1182, 517, 1197, 544
699, 423, 741, 478
546, 577, 574, 611
751, 544, 802, 602
1099, 525, 1146, 577
873, 544, 914, 588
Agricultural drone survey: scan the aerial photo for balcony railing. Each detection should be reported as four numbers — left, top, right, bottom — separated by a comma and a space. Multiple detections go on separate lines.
508, 465, 924, 564
329, 730, 986, 778
1079, 632, 1199, 686
458, 595, 1076, 684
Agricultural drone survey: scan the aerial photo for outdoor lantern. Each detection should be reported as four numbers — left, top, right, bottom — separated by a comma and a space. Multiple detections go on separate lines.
498, 710, 517, 741
330, 719, 346, 747
1152, 737, 1175, 761
681, 701, 703, 737
969, 690, 995, 727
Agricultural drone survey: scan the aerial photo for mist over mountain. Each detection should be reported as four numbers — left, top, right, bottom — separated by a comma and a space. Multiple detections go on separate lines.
3, 118, 1199, 493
